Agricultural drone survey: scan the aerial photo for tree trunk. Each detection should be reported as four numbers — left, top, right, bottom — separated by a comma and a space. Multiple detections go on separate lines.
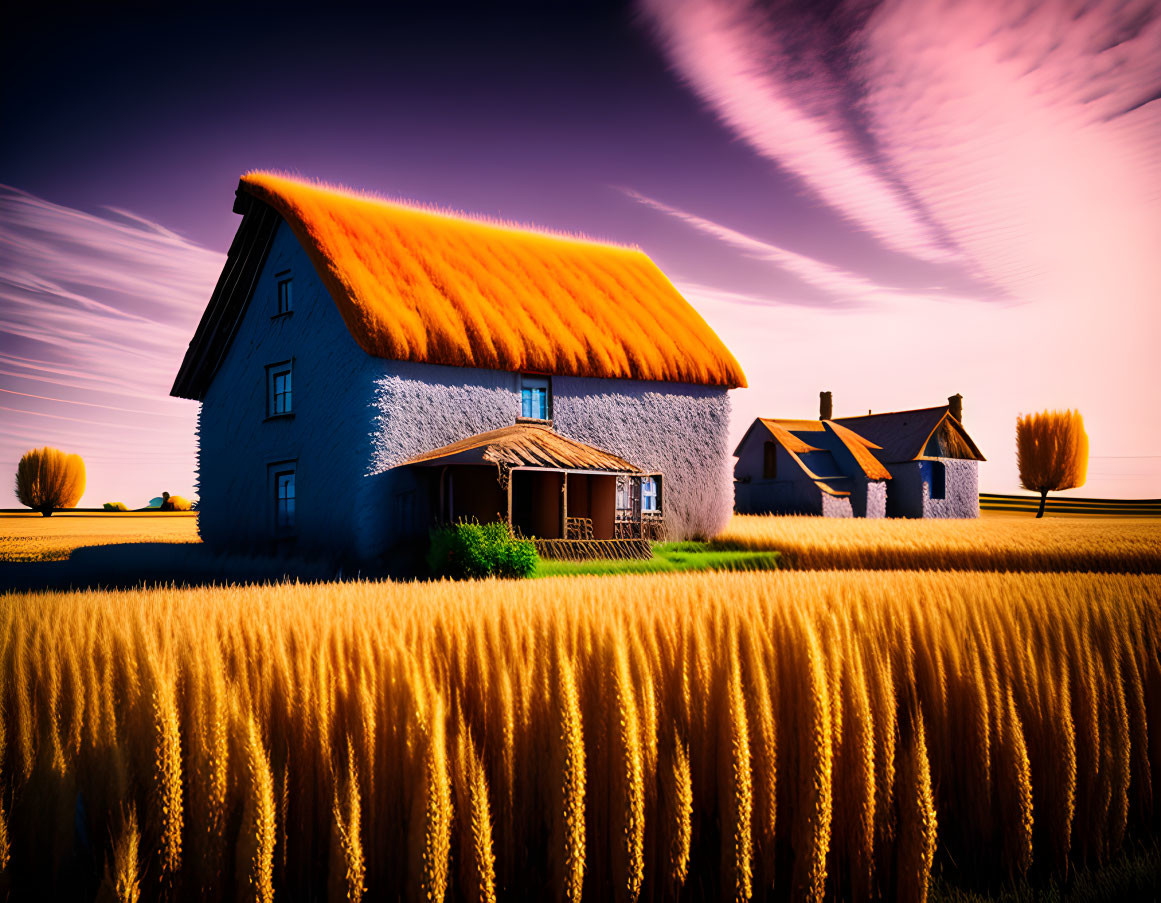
40, 507, 53, 517
1036, 489, 1048, 518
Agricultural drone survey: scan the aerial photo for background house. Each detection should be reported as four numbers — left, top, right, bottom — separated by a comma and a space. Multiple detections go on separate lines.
171, 173, 746, 560
735, 392, 984, 518
833, 394, 985, 518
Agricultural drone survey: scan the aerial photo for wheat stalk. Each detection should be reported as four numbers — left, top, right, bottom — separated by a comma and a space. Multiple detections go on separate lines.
718, 640, 753, 902
896, 708, 937, 903
549, 644, 586, 902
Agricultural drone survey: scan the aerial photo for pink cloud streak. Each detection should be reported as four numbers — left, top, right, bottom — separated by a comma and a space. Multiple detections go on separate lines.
638, 0, 957, 263
0, 186, 224, 507
638, 0, 1161, 496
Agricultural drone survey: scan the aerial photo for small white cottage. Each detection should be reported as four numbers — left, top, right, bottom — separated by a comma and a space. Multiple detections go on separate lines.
734, 393, 985, 518
171, 173, 746, 560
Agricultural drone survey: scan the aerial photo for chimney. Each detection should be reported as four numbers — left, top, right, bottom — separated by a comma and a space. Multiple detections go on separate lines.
819, 390, 833, 421
948, 393, 963, 422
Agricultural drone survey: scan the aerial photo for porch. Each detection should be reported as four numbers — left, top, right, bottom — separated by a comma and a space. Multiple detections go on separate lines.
400, 423, 664, 560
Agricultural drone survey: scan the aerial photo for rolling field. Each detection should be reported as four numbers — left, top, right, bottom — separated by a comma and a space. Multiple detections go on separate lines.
718, 511, 1161, 573
2, 510, 1159, 900
0, 512, 199, 563
2, 569, 1160, 901
2, 510, 1158, 573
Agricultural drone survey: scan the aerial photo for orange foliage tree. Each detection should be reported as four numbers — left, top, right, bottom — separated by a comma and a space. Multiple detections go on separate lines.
1016, 410, 1088, 518
15, 446, 86, 516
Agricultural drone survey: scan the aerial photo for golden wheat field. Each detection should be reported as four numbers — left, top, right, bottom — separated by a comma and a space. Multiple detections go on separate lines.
719, 512, 1161, 573
2, 569, 1159, 901
0, 512, 199, 563
4, 511, 1159, 574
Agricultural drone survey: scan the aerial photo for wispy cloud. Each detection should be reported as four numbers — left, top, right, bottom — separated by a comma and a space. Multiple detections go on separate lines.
637, 0, 1161, 299
637, 0, 956, 263
638, 0, 1161, 496
0, 185, 224, 506
623, 187, 984, 308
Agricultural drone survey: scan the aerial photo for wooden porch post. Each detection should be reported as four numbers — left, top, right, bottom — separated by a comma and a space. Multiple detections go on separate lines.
561, 472, 568, 539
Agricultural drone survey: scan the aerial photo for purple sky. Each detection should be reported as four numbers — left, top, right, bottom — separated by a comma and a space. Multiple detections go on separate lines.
3, 0, 1160, 506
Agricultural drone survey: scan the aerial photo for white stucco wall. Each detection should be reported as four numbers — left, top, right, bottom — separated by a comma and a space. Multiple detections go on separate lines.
851, 479, 887, 518
885, 459, 979, 518
552, 375, 731, 538
362, 366, 731, 542
197, 218, 736, 558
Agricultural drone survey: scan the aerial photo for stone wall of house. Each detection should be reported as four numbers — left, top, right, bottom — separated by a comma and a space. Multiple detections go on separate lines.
850, 479, 887, 518
821, 492, 855, 518
923, 459, 979, 518
551, 375, 731, 538
885, 460, 978, 518
197, 219, 737, 559
363, 368, 732, 542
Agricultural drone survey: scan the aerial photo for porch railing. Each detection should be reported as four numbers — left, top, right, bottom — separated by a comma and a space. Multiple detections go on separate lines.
614, 511, 665, 541
534, 538, 653, 561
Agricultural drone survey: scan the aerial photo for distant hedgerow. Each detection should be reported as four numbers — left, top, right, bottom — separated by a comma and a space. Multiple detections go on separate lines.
103, 502, 130, 512
427, 521, 538, 579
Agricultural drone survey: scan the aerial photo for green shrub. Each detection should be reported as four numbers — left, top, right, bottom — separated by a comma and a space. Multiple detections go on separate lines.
427, 520, 538, 579
103, 502, 129, 511
159, 492, 192, 511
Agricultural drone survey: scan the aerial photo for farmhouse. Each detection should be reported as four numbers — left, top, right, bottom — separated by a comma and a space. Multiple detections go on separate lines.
171, 173, 745, 561
734, 392, 985, 518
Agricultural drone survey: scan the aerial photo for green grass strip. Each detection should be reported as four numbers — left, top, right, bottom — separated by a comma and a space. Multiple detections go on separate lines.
532, 541, 780, 578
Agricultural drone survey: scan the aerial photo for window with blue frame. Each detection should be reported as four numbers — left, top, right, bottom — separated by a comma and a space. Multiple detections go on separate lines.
276, 273, 293, 314
275, 469, 296, 529
267, 362, 293, 416
520, 375, 551, 420
642, 476, 659, 513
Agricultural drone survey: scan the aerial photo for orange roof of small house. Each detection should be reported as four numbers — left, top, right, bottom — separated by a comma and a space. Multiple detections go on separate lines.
735, 417, 891, 481
752, 419, 823, 455
823, 420, 892, 480
236, 172, 746, 388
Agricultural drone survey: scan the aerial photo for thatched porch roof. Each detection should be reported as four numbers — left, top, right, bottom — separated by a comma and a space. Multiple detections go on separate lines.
399, 423, 642, 474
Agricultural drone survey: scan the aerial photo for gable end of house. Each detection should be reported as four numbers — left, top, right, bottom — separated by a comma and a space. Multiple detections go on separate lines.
171, 191, 282, 401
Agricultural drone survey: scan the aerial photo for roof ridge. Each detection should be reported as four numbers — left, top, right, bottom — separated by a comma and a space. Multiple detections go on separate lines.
240, 170, 641, 252
833, 404, 950, 420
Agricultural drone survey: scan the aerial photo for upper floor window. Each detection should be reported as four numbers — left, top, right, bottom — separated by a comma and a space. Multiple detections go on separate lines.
276, 273, 293, 315
267, 361, 293, 416
520, 374, 551, 420
642, 476, 660, 513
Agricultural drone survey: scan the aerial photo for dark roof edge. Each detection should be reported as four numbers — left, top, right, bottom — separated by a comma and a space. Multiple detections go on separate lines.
170, 191, 281, 400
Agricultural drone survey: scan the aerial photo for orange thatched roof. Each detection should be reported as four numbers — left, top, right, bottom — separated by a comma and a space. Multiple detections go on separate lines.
401, 423, 641, 473
238, 172, 746, 388
735, 417, 892, 482
754, 419, 822, 455
824, 421, 892, 481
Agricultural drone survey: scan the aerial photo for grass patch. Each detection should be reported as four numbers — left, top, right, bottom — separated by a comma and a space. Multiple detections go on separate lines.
533, 540, 780, 577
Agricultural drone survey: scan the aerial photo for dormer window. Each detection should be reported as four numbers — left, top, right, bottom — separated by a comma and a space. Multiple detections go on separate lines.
276, 273, 293, 315
267, 361, 293, 417
520, 374, 551, 420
